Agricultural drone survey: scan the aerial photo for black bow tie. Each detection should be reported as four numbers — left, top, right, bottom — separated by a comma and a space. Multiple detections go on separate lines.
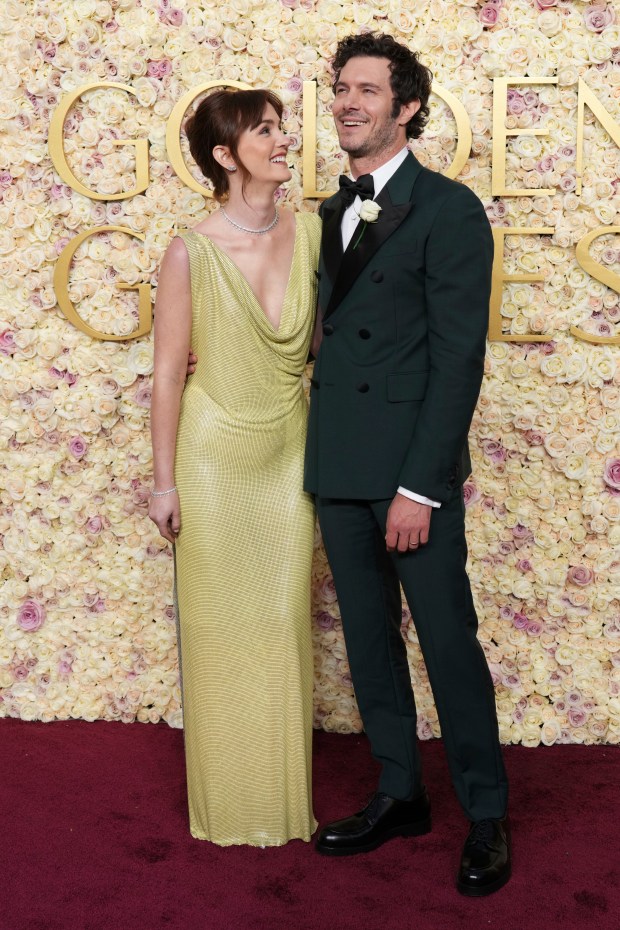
339, 174, 375, 207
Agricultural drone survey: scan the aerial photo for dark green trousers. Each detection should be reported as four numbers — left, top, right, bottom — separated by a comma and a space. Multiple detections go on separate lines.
316, 491, 508, 822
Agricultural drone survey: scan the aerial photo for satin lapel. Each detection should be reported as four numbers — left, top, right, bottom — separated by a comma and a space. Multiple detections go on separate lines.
323, 153, 422, 320
318, 198, 344, 312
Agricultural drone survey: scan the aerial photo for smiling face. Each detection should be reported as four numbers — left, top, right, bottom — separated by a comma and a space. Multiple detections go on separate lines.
332, 56, 420, 172
232, 103, 292, 185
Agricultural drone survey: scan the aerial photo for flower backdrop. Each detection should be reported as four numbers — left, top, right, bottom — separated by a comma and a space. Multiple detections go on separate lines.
0, 0, 618, 744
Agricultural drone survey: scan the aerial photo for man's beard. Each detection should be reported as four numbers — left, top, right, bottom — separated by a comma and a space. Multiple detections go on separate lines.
339, 117, 400, 160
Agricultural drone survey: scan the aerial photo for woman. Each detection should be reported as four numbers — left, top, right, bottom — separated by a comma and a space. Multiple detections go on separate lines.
149, 89, 320, 846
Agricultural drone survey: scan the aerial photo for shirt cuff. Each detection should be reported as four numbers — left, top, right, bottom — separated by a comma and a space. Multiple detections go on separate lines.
397, 487, 442, 508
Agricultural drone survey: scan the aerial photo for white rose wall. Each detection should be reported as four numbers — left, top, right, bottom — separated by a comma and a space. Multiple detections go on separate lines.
0, 0, 618, 746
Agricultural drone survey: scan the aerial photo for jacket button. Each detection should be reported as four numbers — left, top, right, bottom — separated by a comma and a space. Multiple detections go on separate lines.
358, 328, 371, 339
310, 378, 320, 389
356, 382, 370, 393
322, 323, 334, 335
370, 270, 383, 283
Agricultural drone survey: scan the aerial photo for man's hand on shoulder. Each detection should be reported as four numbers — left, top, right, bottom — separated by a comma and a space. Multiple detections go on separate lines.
186, 349, 197, 377
386, 493, 432, 553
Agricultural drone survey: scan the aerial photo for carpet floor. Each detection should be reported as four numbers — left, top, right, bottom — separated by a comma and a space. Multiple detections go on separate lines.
1, 718, 618, 930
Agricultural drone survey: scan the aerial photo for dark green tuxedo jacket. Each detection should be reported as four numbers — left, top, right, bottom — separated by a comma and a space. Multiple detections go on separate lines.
304, 153, 493, 503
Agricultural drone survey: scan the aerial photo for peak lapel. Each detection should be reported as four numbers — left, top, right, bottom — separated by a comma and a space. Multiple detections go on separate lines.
319, 197, 344, 281
323, 153, 422, 319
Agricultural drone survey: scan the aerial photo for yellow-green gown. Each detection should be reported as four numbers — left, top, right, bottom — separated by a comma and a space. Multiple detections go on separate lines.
174, 211, 320, 846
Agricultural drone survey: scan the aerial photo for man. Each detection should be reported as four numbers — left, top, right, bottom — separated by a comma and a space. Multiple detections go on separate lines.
304, 33, 510, 896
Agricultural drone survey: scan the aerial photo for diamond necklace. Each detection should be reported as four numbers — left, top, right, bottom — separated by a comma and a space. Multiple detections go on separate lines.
221, 207, 279, 235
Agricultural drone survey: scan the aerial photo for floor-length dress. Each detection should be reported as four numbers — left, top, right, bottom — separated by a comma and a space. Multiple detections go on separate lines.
174, 211, 320, 845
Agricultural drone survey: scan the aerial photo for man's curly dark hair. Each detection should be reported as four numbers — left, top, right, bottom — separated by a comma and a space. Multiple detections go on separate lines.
331, 33, 433, 140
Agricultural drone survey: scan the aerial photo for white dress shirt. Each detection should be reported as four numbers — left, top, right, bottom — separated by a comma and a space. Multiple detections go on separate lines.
341, 147, 441, 509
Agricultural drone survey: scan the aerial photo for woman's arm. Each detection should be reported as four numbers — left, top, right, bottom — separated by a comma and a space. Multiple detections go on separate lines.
149, 237, 192, 543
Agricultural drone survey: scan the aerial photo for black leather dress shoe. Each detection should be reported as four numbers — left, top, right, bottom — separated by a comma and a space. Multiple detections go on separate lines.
315, 789, 431, 856
457, 817, 511, 896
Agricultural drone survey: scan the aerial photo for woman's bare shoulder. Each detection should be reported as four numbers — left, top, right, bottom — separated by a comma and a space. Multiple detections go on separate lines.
190, 209, 223, 237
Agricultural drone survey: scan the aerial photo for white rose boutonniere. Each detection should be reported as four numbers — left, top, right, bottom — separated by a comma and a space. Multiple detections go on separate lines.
352, 200, 382, 249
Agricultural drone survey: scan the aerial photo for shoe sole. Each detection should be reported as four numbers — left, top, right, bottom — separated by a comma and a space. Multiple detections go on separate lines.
315, 818, 432, 856
456, 864, 512, 897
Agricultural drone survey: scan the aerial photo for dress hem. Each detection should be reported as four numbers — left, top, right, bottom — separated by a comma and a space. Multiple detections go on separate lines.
190, 819, 319, 847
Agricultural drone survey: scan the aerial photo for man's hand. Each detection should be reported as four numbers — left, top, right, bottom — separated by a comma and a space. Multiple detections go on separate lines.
386, 493, 432, 553
186, 349, 197, 377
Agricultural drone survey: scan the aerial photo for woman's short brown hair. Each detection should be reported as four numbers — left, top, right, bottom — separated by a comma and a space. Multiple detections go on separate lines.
185, 89, 284, 201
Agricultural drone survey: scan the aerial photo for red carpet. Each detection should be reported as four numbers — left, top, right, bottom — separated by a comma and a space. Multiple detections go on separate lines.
1, 719, 618, 930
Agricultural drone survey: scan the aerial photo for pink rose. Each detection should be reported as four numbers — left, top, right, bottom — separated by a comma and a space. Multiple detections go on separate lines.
164, 605, 176, 624
512, 524, 531, 540
315, 611, 335, 631
603, 458, 620, 490
568, 707, 588, 727
535, 0, 558, 9
507, 91, 525, 115
86, 516, 103, 534
584, 3, 615, 32
512, 613, 529, 630
160, 7, 184, 25
286, 77, 303, 94
517, 559, 532, 573
17, 600, 46, 632
479, 1, 500, 26
132, 487, 150, 506
567, 565, 594, 586
58, 657, 74, 677
134, 384, 152, 408
462, 482, 481, 508
0, 330, 15, 355
69, 436, 87, 459
481, 439, 505, 459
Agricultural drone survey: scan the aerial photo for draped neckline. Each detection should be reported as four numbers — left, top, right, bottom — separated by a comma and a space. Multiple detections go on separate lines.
191, 216, 301, 335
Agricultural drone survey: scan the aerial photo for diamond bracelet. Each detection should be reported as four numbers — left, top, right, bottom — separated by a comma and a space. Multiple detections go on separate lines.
150, 486, 177, 498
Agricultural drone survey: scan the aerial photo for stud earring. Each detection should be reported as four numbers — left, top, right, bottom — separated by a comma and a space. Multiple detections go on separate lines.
226, 165, 237, 172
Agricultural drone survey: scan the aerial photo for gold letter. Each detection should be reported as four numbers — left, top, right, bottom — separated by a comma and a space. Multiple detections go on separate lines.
431, 84, 472, 181
302, 81, 472, 198
53, 226, 152, 341
49, 83, 149, 201
570, 225, 620, 345
489, 227, 555, 341
576, 79, 620, 196
166, 81, 251, 197
302, 80, 328, 200
492, 77, 557, 197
